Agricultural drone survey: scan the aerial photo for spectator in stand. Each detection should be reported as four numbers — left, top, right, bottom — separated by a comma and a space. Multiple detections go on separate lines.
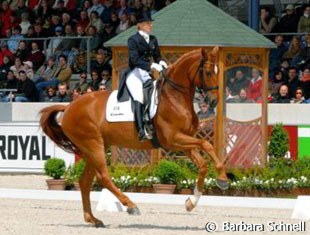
235, 88, 255, 103
271, 84, 290, 103
15, 40, 30, 62
74, 72, 88, 94
86, 85, 94, 93
87, 10, 104, 34
10, 57, 27, 79
88, 69, 101, 90
14, 0, 32, 21
61, 13, 74, 29
35, 0, 53, 22
116, 12, 129, 34
0, 56, 13, 82
277, 4, 299, 41
259, 7, 278, 35
54, 24, 77, 66
286, 66, 301, 98
100, 69, 112, 91
91, 52, 112, 75
292, 33, 310, 69
291, 87, 306, 103
98, 83, 107, 91
269, 70, 285, 98
298, 5, 310, 33
1, 70, 18, 101
102, 23, 116, 43
110, 11, 120, 32
33, 23, 49, 51
36, 54, 72, 99
130, 0, 144, 16
72, 51, 87, 73
300, 67, 310, 99
0, 41, 13, 66
3, 12, 19, 38
76, 10, 90, 31
7, 25, 24, 54
19, 12, 31, 35
145, 0, 156, 15
53, 83, 72, 102
6, 70, 37, 102
52, 0, 68, 17
269, 35, 287, 77
282, 36, 302, 63
79, 25, 102, 53
46, 15, 62, 36
226, 70, 248, 97
100, 0, 115, 24
89, 0, 104, 17
26, 41, 46, 71
197, 101, 214, 120
0, 1, 13, 37
82, 0, 93, 16
43, 85, 57, 102
71, 87, 82, 100
46, 26, 64, 59
34, 56, 57, 84
129, 12, 137, 26
117, 0, 129, 19
247, 68, 263, 102
23, 60, 35, 80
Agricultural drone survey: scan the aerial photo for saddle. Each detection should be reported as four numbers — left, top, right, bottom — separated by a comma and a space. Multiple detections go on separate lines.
106, 70, 160, 147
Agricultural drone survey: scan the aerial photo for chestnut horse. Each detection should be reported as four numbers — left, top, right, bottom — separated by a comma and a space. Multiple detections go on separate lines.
40, 47, 228, 227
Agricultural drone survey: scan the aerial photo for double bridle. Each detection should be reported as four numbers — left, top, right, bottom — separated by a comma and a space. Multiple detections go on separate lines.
161, 57, 219, 95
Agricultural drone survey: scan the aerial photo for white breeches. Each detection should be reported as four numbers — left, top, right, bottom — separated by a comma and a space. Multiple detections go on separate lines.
126, 68, 152, 104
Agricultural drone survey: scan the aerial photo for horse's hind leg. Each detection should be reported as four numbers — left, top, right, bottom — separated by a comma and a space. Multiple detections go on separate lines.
80, 140, 140, 216
79, 160, 104, 227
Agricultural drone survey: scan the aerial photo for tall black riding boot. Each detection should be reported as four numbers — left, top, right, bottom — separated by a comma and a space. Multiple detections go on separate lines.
134, 101, 147, 141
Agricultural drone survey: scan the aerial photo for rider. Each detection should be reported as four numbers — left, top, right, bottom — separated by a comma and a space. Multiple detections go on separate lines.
126, 11, 167, 141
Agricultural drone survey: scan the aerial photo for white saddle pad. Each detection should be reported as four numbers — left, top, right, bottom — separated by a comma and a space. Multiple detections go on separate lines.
106, 81, 158, 122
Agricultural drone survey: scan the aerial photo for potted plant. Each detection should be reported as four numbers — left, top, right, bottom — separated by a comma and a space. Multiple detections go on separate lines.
178, 179, 195, 194
65, 159, 86, 191
44, 158, 66, 190
152, 159, 184, 194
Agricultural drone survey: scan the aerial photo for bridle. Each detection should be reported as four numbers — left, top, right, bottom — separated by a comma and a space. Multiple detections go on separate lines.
160, 56, 219, 95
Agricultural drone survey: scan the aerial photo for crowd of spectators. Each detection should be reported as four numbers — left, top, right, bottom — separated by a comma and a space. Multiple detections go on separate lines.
224, 3, 310, 105
0, 0, 175, 102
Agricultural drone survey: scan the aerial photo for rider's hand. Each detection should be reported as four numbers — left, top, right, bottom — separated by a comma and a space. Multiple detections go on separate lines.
159, 60, 168, 69
151, 63, 163, 72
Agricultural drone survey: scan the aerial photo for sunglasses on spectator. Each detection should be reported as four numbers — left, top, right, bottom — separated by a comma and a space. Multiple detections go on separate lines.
99, 87, 106, 90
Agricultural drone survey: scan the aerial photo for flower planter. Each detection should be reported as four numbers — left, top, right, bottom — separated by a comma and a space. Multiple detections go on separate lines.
74, 182, 81, 191
138, 186, 153, 193
46, 179, 66, 190
153, 184, 176, 194
179, 188, 193, 195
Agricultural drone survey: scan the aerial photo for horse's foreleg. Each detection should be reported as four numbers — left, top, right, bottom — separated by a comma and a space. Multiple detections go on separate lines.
184, 150, 207, 212
174, 133, 228, 190
201, 140, 228, 189
79, 160, 104, 227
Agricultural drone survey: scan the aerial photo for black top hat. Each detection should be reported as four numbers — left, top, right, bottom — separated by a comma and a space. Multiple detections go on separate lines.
136, 11, 153, 23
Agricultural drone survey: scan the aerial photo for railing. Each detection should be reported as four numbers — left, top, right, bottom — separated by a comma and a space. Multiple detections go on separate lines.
0, 89, 17, 102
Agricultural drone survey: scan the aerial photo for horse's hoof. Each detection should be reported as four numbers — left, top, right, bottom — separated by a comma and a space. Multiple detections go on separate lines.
127, 206, 141, 215
185, 198, 195, 212
216, 179, 229, 190
94, 221, 105, 228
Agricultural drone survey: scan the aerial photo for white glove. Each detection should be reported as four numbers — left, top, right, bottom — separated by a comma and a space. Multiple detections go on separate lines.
159, 60, 168, 69
151, 63, 163, 72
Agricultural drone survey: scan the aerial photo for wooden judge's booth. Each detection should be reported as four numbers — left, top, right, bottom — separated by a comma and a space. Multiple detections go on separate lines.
104, 0, 275, 168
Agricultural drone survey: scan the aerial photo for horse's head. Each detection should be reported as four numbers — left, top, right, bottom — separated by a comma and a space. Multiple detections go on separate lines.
191, 47, 219, 109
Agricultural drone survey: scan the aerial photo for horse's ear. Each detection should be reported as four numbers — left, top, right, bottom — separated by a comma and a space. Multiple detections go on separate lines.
210, 46, 219, 56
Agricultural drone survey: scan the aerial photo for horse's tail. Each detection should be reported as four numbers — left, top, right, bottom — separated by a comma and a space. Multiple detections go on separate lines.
40, 105, 80, 154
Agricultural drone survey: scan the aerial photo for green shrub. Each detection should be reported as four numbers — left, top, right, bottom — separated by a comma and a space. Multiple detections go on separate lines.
65, 159, 86, 184
268, 123, 289, 159
154, 160, 185, 184
44, 158, 66, 179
